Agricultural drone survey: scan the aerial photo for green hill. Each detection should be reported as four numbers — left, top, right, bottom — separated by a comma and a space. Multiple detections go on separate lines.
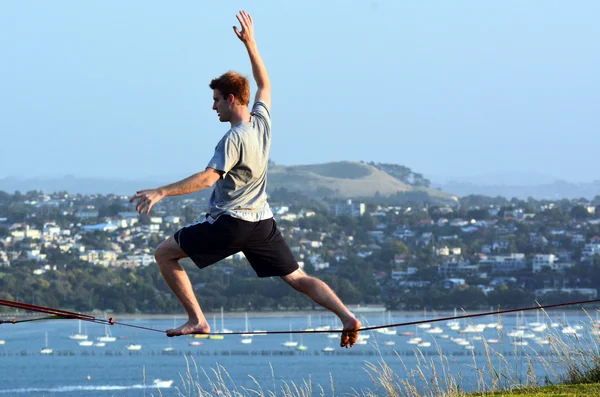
268, 161, 455, 202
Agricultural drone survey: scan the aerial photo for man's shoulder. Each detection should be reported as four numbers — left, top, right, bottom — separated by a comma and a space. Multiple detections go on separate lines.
251, 101, 271, 119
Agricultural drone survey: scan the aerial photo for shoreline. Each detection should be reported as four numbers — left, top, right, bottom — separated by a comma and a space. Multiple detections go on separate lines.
4, 306, 590, 321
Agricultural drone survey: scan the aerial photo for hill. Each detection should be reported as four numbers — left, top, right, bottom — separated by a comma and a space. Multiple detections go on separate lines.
0, 161, 455, 203
269, 161, 455, 203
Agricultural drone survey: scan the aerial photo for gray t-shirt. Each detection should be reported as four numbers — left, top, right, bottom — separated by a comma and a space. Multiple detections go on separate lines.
206, 101, 273, 222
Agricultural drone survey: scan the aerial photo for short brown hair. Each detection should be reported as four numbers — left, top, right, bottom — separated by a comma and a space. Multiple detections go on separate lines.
209, 71, 250, 106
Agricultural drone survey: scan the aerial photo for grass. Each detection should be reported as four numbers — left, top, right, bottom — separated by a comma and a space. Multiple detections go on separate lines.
467, 383, 600, 395
162, 310, 600, 397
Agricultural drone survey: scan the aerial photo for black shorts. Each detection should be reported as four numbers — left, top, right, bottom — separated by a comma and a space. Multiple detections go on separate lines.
173, 215, 299, 278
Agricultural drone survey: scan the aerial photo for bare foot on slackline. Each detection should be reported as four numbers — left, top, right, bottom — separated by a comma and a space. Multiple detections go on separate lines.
166, 320, 211, 337
340, 317, 362, 348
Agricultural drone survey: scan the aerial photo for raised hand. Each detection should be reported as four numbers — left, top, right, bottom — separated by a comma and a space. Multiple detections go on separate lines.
233, 10, 255, 45
129, 188, 165, 215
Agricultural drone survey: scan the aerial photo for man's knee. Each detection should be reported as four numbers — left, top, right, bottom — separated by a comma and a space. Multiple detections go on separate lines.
154, 237, 186, 265
281, 268, 310, 291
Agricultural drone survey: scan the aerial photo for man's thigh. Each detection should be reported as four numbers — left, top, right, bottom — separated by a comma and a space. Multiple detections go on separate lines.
155, 236, 188, 262
243, 218, 299, 278
174, 216, 248, 269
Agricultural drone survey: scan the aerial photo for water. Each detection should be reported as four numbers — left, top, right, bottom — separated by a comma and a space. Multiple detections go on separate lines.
0, 310, 598, 396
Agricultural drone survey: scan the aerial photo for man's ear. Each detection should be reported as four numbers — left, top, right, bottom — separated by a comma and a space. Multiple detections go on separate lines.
227, 93, 236, 105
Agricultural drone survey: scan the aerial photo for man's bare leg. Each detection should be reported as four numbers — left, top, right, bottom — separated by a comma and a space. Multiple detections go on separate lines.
281, 269, 362, 348
154, 237, 210, 337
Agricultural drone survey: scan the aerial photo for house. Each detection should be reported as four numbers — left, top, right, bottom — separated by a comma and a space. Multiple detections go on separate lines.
391, 267, 416, 280
489, 277, 517, 287
438, 259, 479, 276
43, 223, 61, 239
10, 225, 41, 241
441, 278, 466, 289
582, 243, 600, 258
79, 250, 118, 266
419, 232, 433, 244
75, 211, 99, 219
504, 209, 524, 219
480, 254, 527, 273
436, 246, 462, 256
438, 234, 459, 241
273, 206, 290, 215
449, 219, 469, 227
164, 216, 181, 224
0, 250, 10, 267
532, 254, 574, 273
535, 288, 597, 299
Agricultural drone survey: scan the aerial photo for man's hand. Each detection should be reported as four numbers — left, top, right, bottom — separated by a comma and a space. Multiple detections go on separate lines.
129, 188, 165, 215
233, 10, 255, 45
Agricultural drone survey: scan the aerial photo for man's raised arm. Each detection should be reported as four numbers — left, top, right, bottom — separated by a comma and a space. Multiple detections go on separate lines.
233, 10, 271, 109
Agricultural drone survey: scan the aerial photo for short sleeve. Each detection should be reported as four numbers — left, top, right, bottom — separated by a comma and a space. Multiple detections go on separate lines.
206, 135, 239, 176
251, 101, 271, 126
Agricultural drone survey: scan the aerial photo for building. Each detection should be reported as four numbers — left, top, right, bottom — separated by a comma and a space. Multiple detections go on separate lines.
438, 259, 479, 276
479, 253, 527, 273
329, 200, 365, 217
532, 254, 575, 273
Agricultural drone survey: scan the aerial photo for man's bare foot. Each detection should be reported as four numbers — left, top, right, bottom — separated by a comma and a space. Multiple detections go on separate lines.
340, 317, 362, 348
166, 320, 210, 337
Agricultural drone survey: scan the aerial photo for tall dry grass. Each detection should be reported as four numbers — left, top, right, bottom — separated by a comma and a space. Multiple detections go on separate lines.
160, 310, 600, 397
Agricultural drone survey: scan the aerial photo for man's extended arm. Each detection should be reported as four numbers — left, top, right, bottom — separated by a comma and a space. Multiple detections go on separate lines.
233, 10, 271, 109
129, 168, 221, 214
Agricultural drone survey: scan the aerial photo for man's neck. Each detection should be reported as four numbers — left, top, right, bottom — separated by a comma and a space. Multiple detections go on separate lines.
229, 108, 251, 127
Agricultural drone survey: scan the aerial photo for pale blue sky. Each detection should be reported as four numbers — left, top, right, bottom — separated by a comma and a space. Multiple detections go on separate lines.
1, 1, 598, 183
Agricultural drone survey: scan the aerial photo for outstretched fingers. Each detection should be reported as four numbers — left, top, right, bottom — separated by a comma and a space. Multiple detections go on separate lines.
234, 10, 254, 43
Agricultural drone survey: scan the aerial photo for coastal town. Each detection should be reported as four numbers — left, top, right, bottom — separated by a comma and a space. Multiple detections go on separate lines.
1, 190, 600, 312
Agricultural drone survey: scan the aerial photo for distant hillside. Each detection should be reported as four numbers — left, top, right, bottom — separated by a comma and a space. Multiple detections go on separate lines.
433, 180, 600, 200
0, 161, 454, 203
268, 161, 452, 201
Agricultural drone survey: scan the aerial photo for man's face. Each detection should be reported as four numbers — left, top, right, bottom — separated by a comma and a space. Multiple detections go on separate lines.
212, 89, 231, 122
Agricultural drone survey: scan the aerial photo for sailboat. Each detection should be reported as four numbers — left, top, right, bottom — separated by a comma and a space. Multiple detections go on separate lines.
240, 313, 252, 344
322, 340, 335, 352
304, 315, 315, 332
163, 340, 174, 352
97, 322, 116, 342
207, 314, 224, 340
126, 343, 142, 351
69, 320, 88, 340
296, 335, 308, 351
407, 326, 422, 345
281, 325, 298, 347
220, 307, 233, 333
163, 317, 176, 352
208, 308, 228, 340
40, 332, 53, 355
97, 313, 116, 342
447, 308, 460, 330
376, 311, 397, 335
417, 308, 431, 329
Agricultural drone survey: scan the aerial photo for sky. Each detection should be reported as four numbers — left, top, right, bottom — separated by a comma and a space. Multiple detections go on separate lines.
1, 1, 599, 183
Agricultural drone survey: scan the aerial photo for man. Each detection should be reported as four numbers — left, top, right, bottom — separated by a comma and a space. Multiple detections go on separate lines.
130, 11, 361, 348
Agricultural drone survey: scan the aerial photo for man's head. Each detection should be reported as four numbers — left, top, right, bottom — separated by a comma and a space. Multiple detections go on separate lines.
209, 71, 250, 123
